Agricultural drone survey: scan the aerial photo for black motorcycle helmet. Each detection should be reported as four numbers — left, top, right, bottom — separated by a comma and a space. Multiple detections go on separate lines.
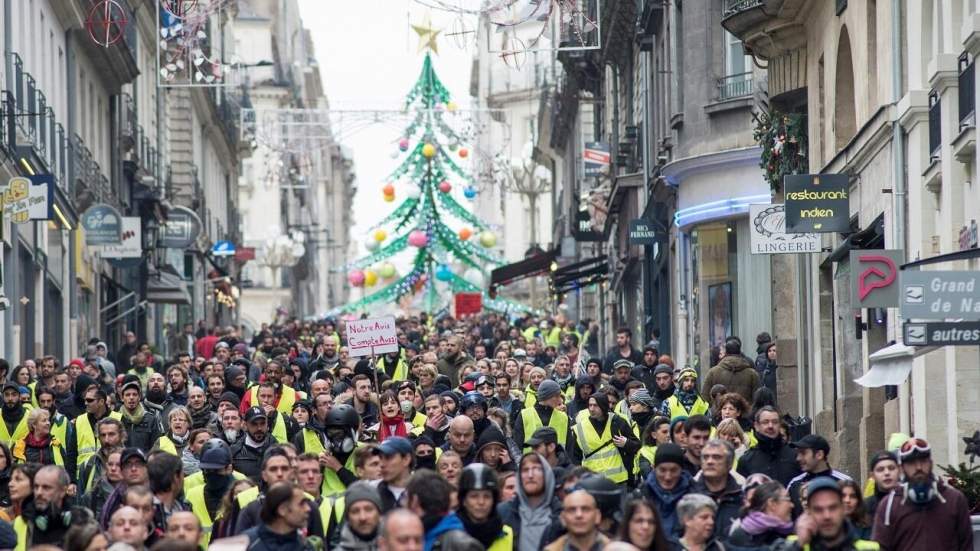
458, 463, 500, 502
459, 391, 488, 415
574, 475, 624, 524
324, 403, 360, 430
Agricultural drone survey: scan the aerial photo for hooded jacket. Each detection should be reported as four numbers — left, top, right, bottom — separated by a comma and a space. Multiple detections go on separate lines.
639, 469, 693, 538
336, 524, 378, 551
701, 355, 760, 404
423, 512, 481, 551
566, 374, 595, 421
474, 425, 515, 471
497, 453, 562, 551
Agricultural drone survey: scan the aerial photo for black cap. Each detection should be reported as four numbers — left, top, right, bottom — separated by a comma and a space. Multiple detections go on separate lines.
244, 406, 268, 422
790, 434, 830, 455
218, 392, 240, 406
1, 382, 19, 394
804, 476, 843, 499
120, 448, 147, 465
526, 427, 558, 447
869, 450, 897, 470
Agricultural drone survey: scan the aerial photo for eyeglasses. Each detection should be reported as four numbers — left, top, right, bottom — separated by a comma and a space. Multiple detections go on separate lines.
84, 398, 98, 404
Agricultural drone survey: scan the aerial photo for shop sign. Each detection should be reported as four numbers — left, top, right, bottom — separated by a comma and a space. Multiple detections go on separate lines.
346, 316, 398, 357
235, 247, 256, 262
959, 220, 978, 251
100, 217, 142, 266
160, 206, 202, 249
903, 321, 980, 346
784, 174, 851, 233
583, 142, 610, 177
211, 240, 236, 256
849, 249, 903, 308
572, 209, 604, 242
627, 218, 659, 245
1, 176, 52, 224
900, 270, 980, 320
454, 292, 483, 316
749, 204, 821, 255
81, 203, 123, 245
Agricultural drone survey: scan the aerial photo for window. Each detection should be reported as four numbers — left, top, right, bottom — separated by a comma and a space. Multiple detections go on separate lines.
719, 32, 753, 100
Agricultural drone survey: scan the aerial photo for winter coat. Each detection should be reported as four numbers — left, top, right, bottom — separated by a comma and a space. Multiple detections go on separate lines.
436, 352, 475, 388
691, 475, 744, 542
631, 362, 661, 396
755, 348, 777, 397
231, 437, 273, 482
701, 355, 760, 404
120, 408, 164, 451
336, 524, 378, 551
566, 374, 596, 421
871, 482, 973, 551
423, 513, 482, 551
497, 453, 562, 550
639, 469, 694, 538
735, 433, 801, 487
544, 533, 610, 551
243, 525, 315, 551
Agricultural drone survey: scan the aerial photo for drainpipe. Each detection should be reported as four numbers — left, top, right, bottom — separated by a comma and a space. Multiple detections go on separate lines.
1, 0, 9, 358
891, 0, 910, 435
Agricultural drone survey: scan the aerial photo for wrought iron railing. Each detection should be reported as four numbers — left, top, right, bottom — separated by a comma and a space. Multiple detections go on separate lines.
928, 91, 941, 159
723, 0, 764, 17
959, 53, 975, 130
717, 72, 753, 101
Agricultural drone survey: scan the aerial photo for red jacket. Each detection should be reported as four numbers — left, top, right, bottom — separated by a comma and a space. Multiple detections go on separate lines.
872, 481, 973, 551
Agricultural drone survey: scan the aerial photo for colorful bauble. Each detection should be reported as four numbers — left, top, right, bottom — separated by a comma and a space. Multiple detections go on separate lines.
458, 227, 473, 241
422, 143, 437, 158
458, 147, 469, 159
382, 183, 395, 196
446, 101, 457, 112
479, 230, 497, 248
436, 264, 453, 281
373, 229, 387, 242
398, 138, 409, 152
348, 270, 365, 287
364, 270, 378, 287
408, 230, 428, 247
379, 262, 396, 279
364, 238, 379, 252
438, 181, 452, 193
383, 193, 395, 202
463, 186, 477, 199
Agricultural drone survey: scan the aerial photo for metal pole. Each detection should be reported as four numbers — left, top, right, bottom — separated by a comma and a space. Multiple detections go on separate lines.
891, 0, 911, 434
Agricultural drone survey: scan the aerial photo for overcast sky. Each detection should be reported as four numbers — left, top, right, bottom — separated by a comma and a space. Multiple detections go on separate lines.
297, 1, 476, 260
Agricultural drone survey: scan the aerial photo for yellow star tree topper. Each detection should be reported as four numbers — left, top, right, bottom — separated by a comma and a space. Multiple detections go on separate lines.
412, 13, 441, 54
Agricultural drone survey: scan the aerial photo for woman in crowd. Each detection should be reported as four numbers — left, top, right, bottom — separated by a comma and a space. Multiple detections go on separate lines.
12, 409, 66, 466
3, 463, 39, 522
417, 363, 438, 394
64, 521, 109, 551
182, 428, 213, 475
715, 393, 754, 443
8, 365, 31, 388
673, 494, 725, 551
0, 443, 12, 508
617, 498, 671, 551
727, 481, 794, 546
714, 418, 749, 466
638, 416, 671, 480
211, 478, 257, 540
371, 390, 413, 443
840, 479, 872, 539
82, 450, 122, 516
155, 406, 194, 457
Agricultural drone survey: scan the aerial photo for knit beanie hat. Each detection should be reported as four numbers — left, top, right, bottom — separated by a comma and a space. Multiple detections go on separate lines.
653, 364, 673, 377
654, 443, 685, 467
344, 481, 382, 514
628, 388, 657, 409
536, 380, 561, 402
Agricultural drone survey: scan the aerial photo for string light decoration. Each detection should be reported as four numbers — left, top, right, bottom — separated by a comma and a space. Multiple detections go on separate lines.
86, 0, 129, 47
156, 0, 239, 87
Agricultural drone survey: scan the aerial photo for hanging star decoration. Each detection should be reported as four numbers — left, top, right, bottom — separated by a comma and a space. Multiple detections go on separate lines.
412, 13, 442, 54
964, 431, 980, 464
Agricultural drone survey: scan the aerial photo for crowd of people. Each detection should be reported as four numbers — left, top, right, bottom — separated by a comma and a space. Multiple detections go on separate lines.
0, 314, 973, 551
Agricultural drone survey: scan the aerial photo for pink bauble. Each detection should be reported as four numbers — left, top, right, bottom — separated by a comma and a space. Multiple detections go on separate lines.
408, 230, 428, 248
398, 138, 409, 151
348, 270, 365, 287
439, 181, 452, 193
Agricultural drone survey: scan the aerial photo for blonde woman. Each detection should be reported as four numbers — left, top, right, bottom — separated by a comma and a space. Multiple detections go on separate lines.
154, 406, 193, 456
12, 409, 66, 466
715, 418, 749, 467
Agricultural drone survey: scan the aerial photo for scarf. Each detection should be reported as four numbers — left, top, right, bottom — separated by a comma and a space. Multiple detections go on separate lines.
553, 372, 574, 391
24, 432, 51, 448
654, 384, 675, 401
338, 524, 378, 550
674, 387, 698, 410
380, 413, 408, 441
458, 509, 504, 549
189, 405, 213, 429
121, 404, 145, 425
169, 431, 189, 447
740, 511, 794, 536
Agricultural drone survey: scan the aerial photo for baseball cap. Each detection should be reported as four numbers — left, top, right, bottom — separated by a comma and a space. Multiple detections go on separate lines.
790, 434, 831, 455
120, 448, 148, 465
199, 445, 232, 470
512, 349, 527, 359
376, 436, 413, 457
1, 382, 19, 394
244, 406, 268, 423
804, 476, 843, 499
613, 359, 633, 371
526, 427, 558, 447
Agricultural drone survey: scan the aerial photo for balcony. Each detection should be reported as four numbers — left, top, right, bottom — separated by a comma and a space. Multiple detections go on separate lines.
717, 72, 754, 101
960, 53, 976, 131
70, 134, 112, 206
928, 91, 941, 160
721, 0, 807, 60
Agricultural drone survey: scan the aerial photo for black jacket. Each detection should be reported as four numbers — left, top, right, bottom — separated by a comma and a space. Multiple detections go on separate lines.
691, 475, 743, 542
231, 438, 273, 482
728, 524, 789, 546
603, 346, 644, 373
631, 362, 660, 395
243, 525, 315, 551
120, 408, 164, 451
736, 433, 801, 487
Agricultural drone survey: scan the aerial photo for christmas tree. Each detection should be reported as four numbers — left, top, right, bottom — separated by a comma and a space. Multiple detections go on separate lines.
334, 29, 531, 315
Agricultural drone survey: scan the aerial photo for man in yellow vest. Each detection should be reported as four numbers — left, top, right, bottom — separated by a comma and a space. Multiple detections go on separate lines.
238, 359, 297, 416
70, 387, 123, 479
35, 387, 73, 460
514, 380, 575, 453
255, 383, 290, 444
661, 368, 710, 420
77, 417, 125, 494
186, 440, 236, 546
571, 395, 639, 485
14, 465, 74, 549
0, 383, 29, 449
456, 463, 513, 550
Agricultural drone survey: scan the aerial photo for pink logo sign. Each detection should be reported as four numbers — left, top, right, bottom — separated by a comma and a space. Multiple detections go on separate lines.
857, 254, 898, 301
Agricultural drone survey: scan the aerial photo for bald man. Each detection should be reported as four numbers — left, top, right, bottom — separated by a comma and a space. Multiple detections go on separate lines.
379, 509, 424, 551
109, 506, 150, 548
442, 415, 476, 465
166, 511, 203, 546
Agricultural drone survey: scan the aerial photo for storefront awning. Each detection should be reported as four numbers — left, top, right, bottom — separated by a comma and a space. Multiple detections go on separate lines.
146, 265, 191, 305
551, 255, 609, 293
490, 249, 558, 287
856, 342, 936, 387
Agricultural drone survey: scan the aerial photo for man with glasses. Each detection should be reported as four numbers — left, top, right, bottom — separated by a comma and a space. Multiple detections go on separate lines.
737, 406, 801, 487
238, 359, 299, 416
70, 387, 123, 480
872, 438, 973, 551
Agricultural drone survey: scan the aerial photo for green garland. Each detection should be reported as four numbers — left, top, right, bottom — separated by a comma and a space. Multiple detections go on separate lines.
753, 109, 808, 193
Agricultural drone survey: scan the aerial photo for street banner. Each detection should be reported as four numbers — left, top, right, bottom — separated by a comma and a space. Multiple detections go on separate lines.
454, 292, 483, 316
82, 203, 124, 245
900, 271, 980, 320
160, 206, 203, 248
627, 218, 659, 246
849, 249, 903, 308
903, 321, 980, 346
2, 176, 52, 224
749, 204, 821, 255
784, 174, 851, 233
583, 142, 610, 177
346, 316, 398, 357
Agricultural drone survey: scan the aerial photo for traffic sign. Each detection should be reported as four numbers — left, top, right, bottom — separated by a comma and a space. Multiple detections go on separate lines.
903, 321, 980, 346
900, 271, 980, 320
211, 240, 236, 257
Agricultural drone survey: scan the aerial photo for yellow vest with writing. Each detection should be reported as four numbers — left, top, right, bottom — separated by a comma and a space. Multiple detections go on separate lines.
74, 411, 123, 476
519, 407, 568, 452
249, 385, 297, 415
573, 410, 628, 483
666, 395, 709, 420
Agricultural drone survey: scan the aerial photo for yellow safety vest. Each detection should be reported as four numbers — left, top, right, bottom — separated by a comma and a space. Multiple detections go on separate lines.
28, 382, 38, 408
666, 395, 709, 420
487, 525, 514, 551
409, 411, 427, 437
545, 327, 562, 348
376, 357, 408, 382
524, 386, 537, 408
236, 485, 261, 509
50, 415, 68, 450
519, 407, 568, 452
74, 411, 123, 476
573, 410, 628, 483
522, 327, 538, 342
156, 435, 180, 456
787, 535, 879, 550
270, 413, 288, 444
187, 484, 222, 546
12, 437, 65, 466
13, 516, 27, 551
636, 444, 657, 475
249, 385, 297, 415
184, 470, 248, 492
0, 409, 30, 448
317, 497, 333, 534
302, 430, 360, 498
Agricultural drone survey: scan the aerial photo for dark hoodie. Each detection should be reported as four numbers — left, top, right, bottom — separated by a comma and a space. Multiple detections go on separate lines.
497, 454, 561, 550
566, 374, 595, 421
474, 425, 515, 472
569, 391, 640, 482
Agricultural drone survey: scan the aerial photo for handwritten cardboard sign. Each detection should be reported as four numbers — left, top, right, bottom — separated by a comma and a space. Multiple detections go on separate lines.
346, 316, 399, 357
